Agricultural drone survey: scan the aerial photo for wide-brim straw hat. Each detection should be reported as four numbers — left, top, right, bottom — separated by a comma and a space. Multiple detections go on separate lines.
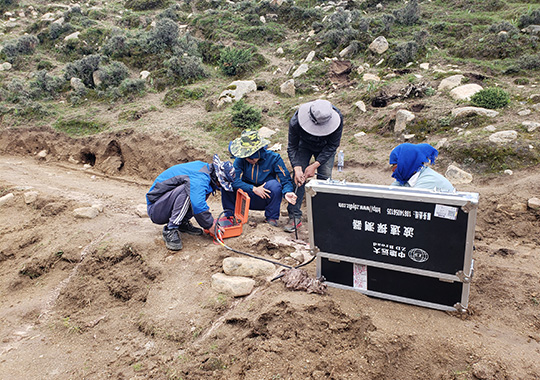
229, 129, 270, 158
297, 99, 341, 137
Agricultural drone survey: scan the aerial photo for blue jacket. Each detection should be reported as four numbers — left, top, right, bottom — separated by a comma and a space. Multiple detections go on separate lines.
146, 161, 216, 229
232, 149, 294, 195
287, 105, 343, 168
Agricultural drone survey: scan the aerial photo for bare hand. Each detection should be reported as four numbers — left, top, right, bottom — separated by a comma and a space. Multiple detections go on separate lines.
253, 183, 271, 199
294, 167, 305, 187
284, 192, 297, 205
304, 164, 318, 179
208, 219, 224, 237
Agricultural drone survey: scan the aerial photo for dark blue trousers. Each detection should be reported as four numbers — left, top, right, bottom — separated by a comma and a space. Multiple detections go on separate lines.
287, 148, 335, 219
221, 179, 283, 220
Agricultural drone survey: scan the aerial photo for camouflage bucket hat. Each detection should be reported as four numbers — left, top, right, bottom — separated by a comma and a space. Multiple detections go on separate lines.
212, 154, 235, 192
229, 129, 270, 159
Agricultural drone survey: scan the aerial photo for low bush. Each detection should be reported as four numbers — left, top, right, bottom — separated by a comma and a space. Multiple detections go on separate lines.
125, 0, 165, 11
519, 9, 540, 28
117, 78, 146, 98
219, 47, 253, 76
54, 119, 105, 136
388, 41, 419, 68
1, 35, 39, 60
29, 70, 65, 99
166, 55, 207, 84
63, 54, 103, 87
163, 87, 206, 107
0, 0, 17, 12
394, 0, 420, 26
231, 100, 262, 130
95, 61, 130, 89
470, 88, 510, 109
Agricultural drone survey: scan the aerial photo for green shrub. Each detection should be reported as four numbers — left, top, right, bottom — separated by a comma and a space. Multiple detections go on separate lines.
219, 47, 253, 76
6, 78, 29, 103
48, 22, 74, 40
146, 18, 179, 54
519, 9, 540, 28
54, 119, 105, 136
29, 70, 65, 99
394, 0, 420, 26
1, 35, 39, 59
470, 88, 510, 109
166, 55, 207, 84
231, 100, 262, 130
95, 61, 130, 89
117, 78, 146, 97
125, 0, 165, 11
388, 41, 419, 68
63, 54, 103, 87
0, 0, 17, 12
101, 34, 130, 58
163, 87, 206, 107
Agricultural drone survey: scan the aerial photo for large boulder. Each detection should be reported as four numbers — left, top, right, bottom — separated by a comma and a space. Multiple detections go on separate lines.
211, 273, 255, 297
217, 80, 257, 107
450, 84, 483, 101
369, 36, 389, 54
451, 107, 499, 118
438, 74, 464, 91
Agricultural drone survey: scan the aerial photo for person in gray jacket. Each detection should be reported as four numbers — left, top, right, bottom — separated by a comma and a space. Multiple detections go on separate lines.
285, 99, 343, 232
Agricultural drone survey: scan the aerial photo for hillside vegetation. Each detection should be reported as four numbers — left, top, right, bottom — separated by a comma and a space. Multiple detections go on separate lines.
1, 0, 540, 170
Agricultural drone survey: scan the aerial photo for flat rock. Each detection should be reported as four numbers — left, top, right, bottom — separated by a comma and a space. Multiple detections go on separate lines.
528, 197, 540, 210
218, 80, 257, 107
451, 107, 499, 118
73, 206, 100, 219
450, 84, 483, 101
223, 257, 275, 277
211, 273, 255, 297
395, 110, 415, 133
292, 63, 309, 78
0, 193, 15, 206
368, 36, 389, 54
489, 130, 518, 144
438, 74, 464, 91
445, 165, 473, 185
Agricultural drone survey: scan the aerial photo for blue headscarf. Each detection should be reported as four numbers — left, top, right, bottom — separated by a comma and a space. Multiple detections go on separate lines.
389, 143, 438, 185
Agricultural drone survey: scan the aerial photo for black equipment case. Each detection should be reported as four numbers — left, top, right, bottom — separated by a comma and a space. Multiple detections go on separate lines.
305, 180, 479, 312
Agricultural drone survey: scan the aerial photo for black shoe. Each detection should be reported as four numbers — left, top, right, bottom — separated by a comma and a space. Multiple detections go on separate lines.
179, 220, 203, 236
162, 226, 183, 251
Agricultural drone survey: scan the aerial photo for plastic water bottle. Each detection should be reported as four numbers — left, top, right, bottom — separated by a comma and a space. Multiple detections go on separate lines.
337, 150, 344, 172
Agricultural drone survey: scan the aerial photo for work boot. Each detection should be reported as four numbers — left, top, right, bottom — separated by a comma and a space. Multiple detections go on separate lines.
162, 226, 183, 251
265, 218, 279, 227
284, 218, 302, 233
179, 220, 203, 236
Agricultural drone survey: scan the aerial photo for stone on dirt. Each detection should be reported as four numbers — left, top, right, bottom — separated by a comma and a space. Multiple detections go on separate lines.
394, 110, 415, 134
528, 197, 540, 210
451, 107, 499, 118
73, 206, 100, 219
489, 130, 518, 144
0, 193, 15, 206
368, 36, 389, 54
23, 191, 38, 204
445, 164, 473, 184
223, 257, 275, 277
135, 204, 149, 218
450, 84, 483, 101
211, 273, 255, 297
438, 74, 464, 91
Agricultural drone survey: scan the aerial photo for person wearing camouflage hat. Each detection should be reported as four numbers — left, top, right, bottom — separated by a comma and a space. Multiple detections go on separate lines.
146, 154, 235, 251
223, 130, 297, 227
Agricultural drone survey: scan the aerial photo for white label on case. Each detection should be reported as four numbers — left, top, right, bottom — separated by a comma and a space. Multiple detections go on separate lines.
434, 204, 458, 220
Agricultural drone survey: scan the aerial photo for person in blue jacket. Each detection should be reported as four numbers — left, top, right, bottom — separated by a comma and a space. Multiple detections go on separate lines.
285, 99, 343, 232
389, 143, 455, 192
146, 154, 235, 251
223, 129, 297, 227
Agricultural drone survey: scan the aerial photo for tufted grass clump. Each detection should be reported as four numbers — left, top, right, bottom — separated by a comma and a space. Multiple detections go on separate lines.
163, 87, 206, 107
231, 100, 262, 130
219, 47, 253, 77
125, 0, 165, 11
471, 88, 510, 109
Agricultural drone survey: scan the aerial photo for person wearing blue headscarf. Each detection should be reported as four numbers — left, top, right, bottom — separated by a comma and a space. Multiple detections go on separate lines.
389, 143, 455, 192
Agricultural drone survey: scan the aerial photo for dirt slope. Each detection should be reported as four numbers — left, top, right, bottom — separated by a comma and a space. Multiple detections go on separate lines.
1, 128, 539, 380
